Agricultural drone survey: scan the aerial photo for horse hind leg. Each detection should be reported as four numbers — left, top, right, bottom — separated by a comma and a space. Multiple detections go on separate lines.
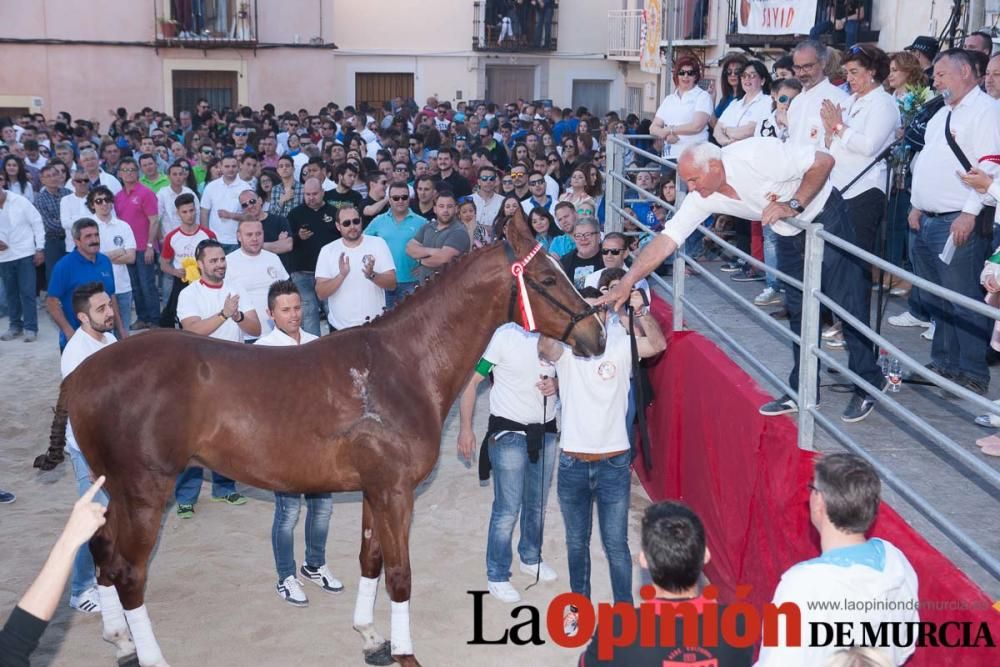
102, 481, 174, 667
354, 494, 393, 666
90, 518, 136, 661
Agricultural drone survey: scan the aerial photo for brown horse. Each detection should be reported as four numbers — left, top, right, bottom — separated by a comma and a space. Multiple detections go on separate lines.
36, 211, 605, 667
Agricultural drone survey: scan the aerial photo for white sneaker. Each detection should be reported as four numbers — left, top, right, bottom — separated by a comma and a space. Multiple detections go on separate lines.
487, 580, 521, 603
69, 586, 102, 613
821, 322, 842, 340
519, 560, 558, 582
299, 564, 344, 594
888, 311, 931, 328
753, 287, 783, 306
276, 575, 309, 607
921, 322, 936, 341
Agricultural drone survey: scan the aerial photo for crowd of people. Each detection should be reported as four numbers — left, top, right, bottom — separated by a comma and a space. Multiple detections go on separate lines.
0, 23, 995, 666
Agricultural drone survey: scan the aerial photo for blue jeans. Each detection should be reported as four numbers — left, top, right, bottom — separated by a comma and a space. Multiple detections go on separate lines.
486, 432, 556, 582
68, 447, 109, 597
557, 450, 633, 604
174, 467, 238, 505
115, 291, 133, 328
762, 224, 780, 291
385, 281, 417, 309
775, 190, 882, 397
291, 271, 321, 336
534, 5, 554, 47
127, 254, 160, 324
44, 236, 66, 285
271, 492, 333, 581
0, 255, 38, 332
909, 212, 991, 384
160, 272, 174, 309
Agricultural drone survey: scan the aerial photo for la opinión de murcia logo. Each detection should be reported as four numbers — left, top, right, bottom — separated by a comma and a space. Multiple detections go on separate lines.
467, 586, 997, 660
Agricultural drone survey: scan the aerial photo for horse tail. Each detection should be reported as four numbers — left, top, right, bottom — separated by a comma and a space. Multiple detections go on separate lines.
34, 382, 70, 471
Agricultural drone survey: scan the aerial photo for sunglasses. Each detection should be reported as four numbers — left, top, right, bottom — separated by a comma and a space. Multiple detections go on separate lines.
393, 166, 408, 172
678, 69, 697, 77
390, 195, 409, 202
233, 131, 248, 137
202, 149, 214, 155
73, 177, 90, 183
339, 217, 362, 227
601, 248, 623, 256
510, 171, 526, 177
93, 197, 112, 205
778, 95, 791, 104
240, 197, 258, 208
529, 179, 545, 186
479, 175, 497, 181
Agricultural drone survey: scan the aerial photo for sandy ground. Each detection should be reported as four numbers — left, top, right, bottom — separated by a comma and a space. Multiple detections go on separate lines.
0, 312, 650, 667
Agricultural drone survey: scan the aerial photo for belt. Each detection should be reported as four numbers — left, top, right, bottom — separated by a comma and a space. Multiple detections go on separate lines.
562, 449, 629, 462
922, 210, 960, 219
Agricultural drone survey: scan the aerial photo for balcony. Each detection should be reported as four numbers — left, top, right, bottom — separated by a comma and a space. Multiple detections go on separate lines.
725, 0, 878, 49
472, 1, 559, 53
608, 1, 716, 62
155, 0, 258, 48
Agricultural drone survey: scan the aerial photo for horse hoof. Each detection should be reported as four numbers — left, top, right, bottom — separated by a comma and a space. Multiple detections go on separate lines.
392, 654, 422, 667
363, 640, 394, 666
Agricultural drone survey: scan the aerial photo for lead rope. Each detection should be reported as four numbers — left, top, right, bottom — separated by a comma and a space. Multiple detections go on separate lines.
526, 387, 549, 592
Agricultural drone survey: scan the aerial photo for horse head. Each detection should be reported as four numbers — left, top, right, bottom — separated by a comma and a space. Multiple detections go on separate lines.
504, 207, 606, 357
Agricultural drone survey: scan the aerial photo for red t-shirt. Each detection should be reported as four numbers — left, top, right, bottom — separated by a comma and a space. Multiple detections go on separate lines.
161, 226, 216, 270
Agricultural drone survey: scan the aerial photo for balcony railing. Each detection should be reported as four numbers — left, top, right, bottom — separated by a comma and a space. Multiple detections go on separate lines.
155, 0, 258, 47
726, 0, 877, 48
608, 9, 644, 60
473, 1, 558, 53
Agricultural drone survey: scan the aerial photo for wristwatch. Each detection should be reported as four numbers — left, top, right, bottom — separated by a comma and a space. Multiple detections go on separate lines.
234, 310, 245, 323
787, 198, 805, 213
146, 243, 154, 249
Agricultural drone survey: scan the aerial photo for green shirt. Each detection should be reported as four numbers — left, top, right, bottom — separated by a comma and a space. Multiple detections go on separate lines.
140, 173, 170, 193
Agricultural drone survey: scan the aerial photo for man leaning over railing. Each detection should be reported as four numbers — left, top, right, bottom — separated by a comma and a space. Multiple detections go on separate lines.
600, 138, 885, 423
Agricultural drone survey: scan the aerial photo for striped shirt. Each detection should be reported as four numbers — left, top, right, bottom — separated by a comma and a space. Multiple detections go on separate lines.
34, 186, 70, 236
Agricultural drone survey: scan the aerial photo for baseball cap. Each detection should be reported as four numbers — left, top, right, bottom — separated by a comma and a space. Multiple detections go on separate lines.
453, 112, 466, 123
905, 36, 939, 60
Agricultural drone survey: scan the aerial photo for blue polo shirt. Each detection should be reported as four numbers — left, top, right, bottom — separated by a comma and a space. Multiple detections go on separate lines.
48, 249, 116, 346
365, 210, 427, 285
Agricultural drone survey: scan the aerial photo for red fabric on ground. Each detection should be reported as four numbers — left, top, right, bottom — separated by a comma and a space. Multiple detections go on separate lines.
750, 221, 764, 262
634, 296, 999, 664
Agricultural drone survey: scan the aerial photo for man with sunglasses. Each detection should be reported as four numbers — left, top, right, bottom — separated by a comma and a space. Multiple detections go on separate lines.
520, 170, 555, 215
365, 180, 425, 308
472, 165, 503, 231
584, 233, 649, 300
315, 205, 396, 331
787, 39, 849, 149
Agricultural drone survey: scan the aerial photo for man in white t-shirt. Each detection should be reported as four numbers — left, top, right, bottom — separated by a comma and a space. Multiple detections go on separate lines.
254, 280, 343, 605
315, 205, 396, 330
159, 193, 215, 328
60, 172, 92, 252
60, 282, 117, 615
472, 164, 504, 232
787, 39, 850, 149
174, 238, 261, 517
225, 201, 289, 339
157, 162, 199, 238
539, 287, 666, 634
756, 454, 919, 667
199, 155, 248, 251
457, 324, 560, 605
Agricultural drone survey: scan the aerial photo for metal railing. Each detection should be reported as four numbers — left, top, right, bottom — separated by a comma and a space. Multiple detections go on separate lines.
604, 133, 1000, 583
155, 0, 258, 45
472, 1, 559, 52
608, 9, 644, 59
665, 0, 713, 42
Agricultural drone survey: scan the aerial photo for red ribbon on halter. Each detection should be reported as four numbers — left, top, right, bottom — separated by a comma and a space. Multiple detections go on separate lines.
510, 242, 544, 331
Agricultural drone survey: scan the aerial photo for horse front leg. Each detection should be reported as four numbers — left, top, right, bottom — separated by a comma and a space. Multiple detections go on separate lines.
355, 494, 393, 666
369, 488, 419, 667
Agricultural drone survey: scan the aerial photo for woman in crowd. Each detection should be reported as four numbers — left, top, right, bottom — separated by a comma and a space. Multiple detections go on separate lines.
820, 44, 899, 352
256, 168, 279, 214
559, 166, 591, 207
650, 54, 714, 159
529, 207, 560, 251
3, 156, 34, 203
757, 77, 802, 142
511, 142, 530, 166
269, 155, 304, 218
712, 53, 749, 127
491, 195, 523, 243
458, 196, 478, 241
175, 158, 200, 193
500, 172, 516, 197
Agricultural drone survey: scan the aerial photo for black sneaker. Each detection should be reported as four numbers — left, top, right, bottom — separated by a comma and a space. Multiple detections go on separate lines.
731, 269, 766, 283
842, 391, 879, 423
0, 489, 15, 504
759, 395, 798, 416
720, 262, 743, 273
941, 375, 989, 399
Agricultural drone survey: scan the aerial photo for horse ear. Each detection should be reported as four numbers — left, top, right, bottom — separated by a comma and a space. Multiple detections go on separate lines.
505, 204, 536, 253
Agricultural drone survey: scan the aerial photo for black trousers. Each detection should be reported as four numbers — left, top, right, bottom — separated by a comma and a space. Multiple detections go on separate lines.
159, 275, 186, 328
776, 189, 882, 398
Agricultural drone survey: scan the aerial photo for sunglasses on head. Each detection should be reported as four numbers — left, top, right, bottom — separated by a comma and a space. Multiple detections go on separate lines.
240, 197, 258, 208
339, 217, 362, 227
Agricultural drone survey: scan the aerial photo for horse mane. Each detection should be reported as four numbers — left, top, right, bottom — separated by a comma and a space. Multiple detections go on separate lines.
367, 241, 505, 328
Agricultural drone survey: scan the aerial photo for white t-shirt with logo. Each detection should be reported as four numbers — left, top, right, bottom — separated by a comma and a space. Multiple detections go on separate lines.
176, 278, 255, 343
200, 176, 249, 244
95, 217, 135, 294
224, 248, 289, 337
161, 225, 216, 271
480, 323, 558, 426
314, 235, 395, 330
554, 332, 632, 454
61, 329, 117, 452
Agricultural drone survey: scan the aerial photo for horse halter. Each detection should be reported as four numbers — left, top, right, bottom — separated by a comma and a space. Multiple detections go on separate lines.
503, 242, 600, 343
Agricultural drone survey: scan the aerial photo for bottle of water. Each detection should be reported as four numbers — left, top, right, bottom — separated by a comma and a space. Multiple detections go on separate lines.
878, 348, 890, 379
888, 357, 902, 393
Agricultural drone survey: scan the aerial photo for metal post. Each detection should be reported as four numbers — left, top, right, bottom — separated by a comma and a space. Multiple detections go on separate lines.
606, 138, 624, 233
797, 221, 825, 451
672, 253, 685, 332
